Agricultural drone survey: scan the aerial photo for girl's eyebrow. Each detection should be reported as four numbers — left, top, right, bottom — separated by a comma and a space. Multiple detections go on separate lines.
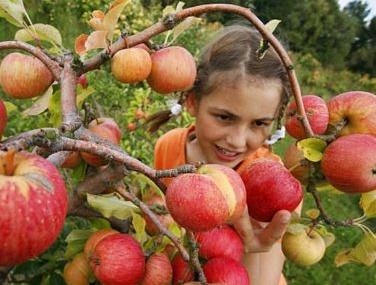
210, 107, 275, 121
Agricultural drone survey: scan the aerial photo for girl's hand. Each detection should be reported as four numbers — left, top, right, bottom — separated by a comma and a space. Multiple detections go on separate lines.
233, 207, 291, 253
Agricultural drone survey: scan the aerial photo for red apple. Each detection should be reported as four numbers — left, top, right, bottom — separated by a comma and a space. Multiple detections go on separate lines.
285, 95, 329, 139
203, 257, 249, 285
143, 195, 174, 236
84, 228, 119, 259
0, 52, 53, 99
283, 143, 310, 184
0, 98, 7, 139
172, 254, 194, 285
111, 48, 152, 84
81, 118, 122, 166
195, 224, 244, 262
166, 164, 246, 231
141, 252, 173, 285
77, 74, 89, 89
0, 151, 67, 266
127, 122, 137, 132
327, 91, 376, 136
134, 43, 152, 53
61, 151, 82, 169
147, 46, 196, 94
90, 233, 145, 285
63, 253, 91, 285
241, 159, 303, 222
321, 134, 376, 193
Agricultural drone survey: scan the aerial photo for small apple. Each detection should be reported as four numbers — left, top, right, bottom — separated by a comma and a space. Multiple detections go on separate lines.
321, 134, 376, 193
90, 233, 145, 285
147, 46, 196, 94
127, 122, 137, 132
111, 48, 152, 84
283, 143, 310, 184
203, 257, 250, 285
77, 74, 89, 89
285, 95, 329, 139
84, 228, 119, 259
241, 159, 303, 222
81, 118, 122, 166
63, 253, 91, 285
61, 151, 82, 169
0, 98, 7, 139
327, 91, 376, 136
0, 52, 53, 99
141, 252, 173, 285
0, 151, 67, 266
282, 228, 326, 266
195, 224, 244, 262
143, 195, 174, 236
135, 108, 145, 119
166, 164, 246, 231
171, 254, 194, 285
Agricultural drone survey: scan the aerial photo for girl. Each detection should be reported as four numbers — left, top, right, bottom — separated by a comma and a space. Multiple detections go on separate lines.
152, 25, 300, 285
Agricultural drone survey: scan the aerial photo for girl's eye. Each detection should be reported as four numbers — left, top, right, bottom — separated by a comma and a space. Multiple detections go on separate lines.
254, 120, 270, 127
216, 114, 232, 121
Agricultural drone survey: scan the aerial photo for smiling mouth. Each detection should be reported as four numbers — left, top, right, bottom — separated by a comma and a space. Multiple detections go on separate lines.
215, 145, 241, 157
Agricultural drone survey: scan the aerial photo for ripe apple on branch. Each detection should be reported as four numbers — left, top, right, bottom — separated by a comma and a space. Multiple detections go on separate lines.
0, 0, 376, 283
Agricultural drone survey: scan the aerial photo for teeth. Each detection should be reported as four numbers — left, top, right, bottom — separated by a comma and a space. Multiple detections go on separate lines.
217, 146, 237, 156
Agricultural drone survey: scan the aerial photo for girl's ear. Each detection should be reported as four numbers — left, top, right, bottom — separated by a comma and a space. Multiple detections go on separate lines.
185, 91, 197, 116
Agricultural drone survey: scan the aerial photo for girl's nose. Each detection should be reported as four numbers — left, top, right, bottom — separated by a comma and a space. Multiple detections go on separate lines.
225, 129, 247, 150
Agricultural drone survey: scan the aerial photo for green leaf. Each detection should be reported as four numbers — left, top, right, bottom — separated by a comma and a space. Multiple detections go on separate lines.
297, 138, 327, 162
65, 229, 94, 243
322, 232, 336, 248
305, 208, 320, 219
131, 212, 147, 244
335, 232, 376, 267
70, 160, 87, 186
88, 217, 111, 230
315, 181, 343, 194
86, 193, 140, 219
3, 101, 18, 113
286, 223, 307, 235
265, 19, 281, 34
77, 85, 95, 108
48, 90, 62, 127
0, 0, 27, 27
22, 86, 53, 116
360, 190, 376, 218
15, 23, 63, 47
64, 229, 94, 259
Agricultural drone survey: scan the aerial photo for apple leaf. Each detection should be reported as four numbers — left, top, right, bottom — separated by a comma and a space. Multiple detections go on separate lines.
315, 181, 343, 194
162, 1, 185, 17
335, 232, 376, 267
15, 24, 63, 47
64, 229, 94, 259
265, 19, 281, 34
0, 0, 27, 27
322, 232, 336, 248
75, 34, 89, 56
87, 217, 111, 230
3, 101, 18, 113
88, 10, 105, 31
48, 90, 62, 127
22, 85, 53, 116
102, 0, 131, 41
305, 208, 320, 220
131, 212, 147, 244
86, 193, 140, 220
170, 16, 201, 45
85, 30, 108, 53
157, 223, 182, 252
257, 19, 281, 59
297, 138, 327, 162
76, 85, 95, 108
286, 223, 307, 235
359, 190, 376, 218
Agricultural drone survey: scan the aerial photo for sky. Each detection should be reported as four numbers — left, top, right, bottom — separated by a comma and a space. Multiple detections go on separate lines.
338, 0, 376, 21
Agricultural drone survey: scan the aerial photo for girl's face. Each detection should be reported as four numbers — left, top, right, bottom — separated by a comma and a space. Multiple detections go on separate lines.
188, 76, 282, 169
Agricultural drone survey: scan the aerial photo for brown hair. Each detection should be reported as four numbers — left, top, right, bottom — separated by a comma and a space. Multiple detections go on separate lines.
145, 25, 290, 132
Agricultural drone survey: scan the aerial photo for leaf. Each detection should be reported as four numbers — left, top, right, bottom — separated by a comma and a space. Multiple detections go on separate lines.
286, 223, 307, 235
0, 0, 27, 27
75, 34, 89, 55
76, 85, 95, 108
170, 16, 201, 44
15, 24, 63, 47
360, 190, 376, 218
64, 229, 94, 259
102, 0, 131, 41
70, 160, 87, 185
85, 31, 108, 52
22, 86, 53, 116
322, 232, 336, 248
131, 212, 147, 244
86, 193, 140, 220
48, 90, 62, 127
162, 5, 177, 17
3, 101, 18, 113
297, 138, 327, 162
315, 181, 343, 194
305, 208, 320, 219
265, 19, 281, 34
88, 217, 111, 230
335, 232, 376, 267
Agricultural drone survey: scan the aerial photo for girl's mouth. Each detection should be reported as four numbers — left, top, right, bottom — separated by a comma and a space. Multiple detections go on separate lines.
214, 145, 241, 162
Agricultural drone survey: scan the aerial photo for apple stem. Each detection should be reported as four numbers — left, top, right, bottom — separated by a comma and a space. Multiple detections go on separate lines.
288, 162, 301, 172
4, 149, 16, 176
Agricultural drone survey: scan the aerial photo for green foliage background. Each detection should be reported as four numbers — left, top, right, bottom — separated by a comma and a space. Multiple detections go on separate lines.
0, 0, 375, 284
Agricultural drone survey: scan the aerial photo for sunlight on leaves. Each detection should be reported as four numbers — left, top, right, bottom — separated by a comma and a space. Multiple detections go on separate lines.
85, 30, 108, 51
22, 85, 53, 116
0, 0, 27, 27
3, 101, 18, 113
48, 90, 62, 127
132, 212, 147, 244
103, 0, 131, 41
15, 24, 63, 47
359, 190, 376, 218
297, 138, 327, 162
305, 208, 320, 219
76, 85, 95, 108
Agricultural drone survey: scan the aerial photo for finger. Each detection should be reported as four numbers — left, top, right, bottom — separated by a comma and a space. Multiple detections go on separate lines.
232, 207, 255, 249
258, 210, 291, 247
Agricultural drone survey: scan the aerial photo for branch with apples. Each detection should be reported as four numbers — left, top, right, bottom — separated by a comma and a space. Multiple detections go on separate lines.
0, 0, 375, 284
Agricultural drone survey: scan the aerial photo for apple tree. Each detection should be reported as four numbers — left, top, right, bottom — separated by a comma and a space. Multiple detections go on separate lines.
0, 0, 375, 284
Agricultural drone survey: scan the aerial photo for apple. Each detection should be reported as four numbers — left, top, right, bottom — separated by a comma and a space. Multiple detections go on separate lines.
171, 254, 194, 285
282, 228, 326, 266
84, 228, 119, 259
166, 164, 246, 231
63, 253, 91, 285
135, 108, 145, 119
0, 52, 53, 99
143, 195, 174, 236
283, 143, 310, 184
195, 224, 244, 262
61, 151, 82, 169
81, 118, 122, 166
90, 233, 145, 285
0, 151, 67, 266
321, 134, 376, 193
147, 46, 196, 94
285, 95, 329, 139
241, 159, 303, 222
141, 252, 173, 285
327, 91, 376, 136
0, 98, 7, 139
203, 257, 249, 285
111, 48, 152, 84
134, 43, 152, 53
127, 122, 137, 132
77, 74, 89, 89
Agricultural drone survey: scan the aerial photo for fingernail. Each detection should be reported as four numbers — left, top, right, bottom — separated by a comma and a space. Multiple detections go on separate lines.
281, 214, 291, 223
